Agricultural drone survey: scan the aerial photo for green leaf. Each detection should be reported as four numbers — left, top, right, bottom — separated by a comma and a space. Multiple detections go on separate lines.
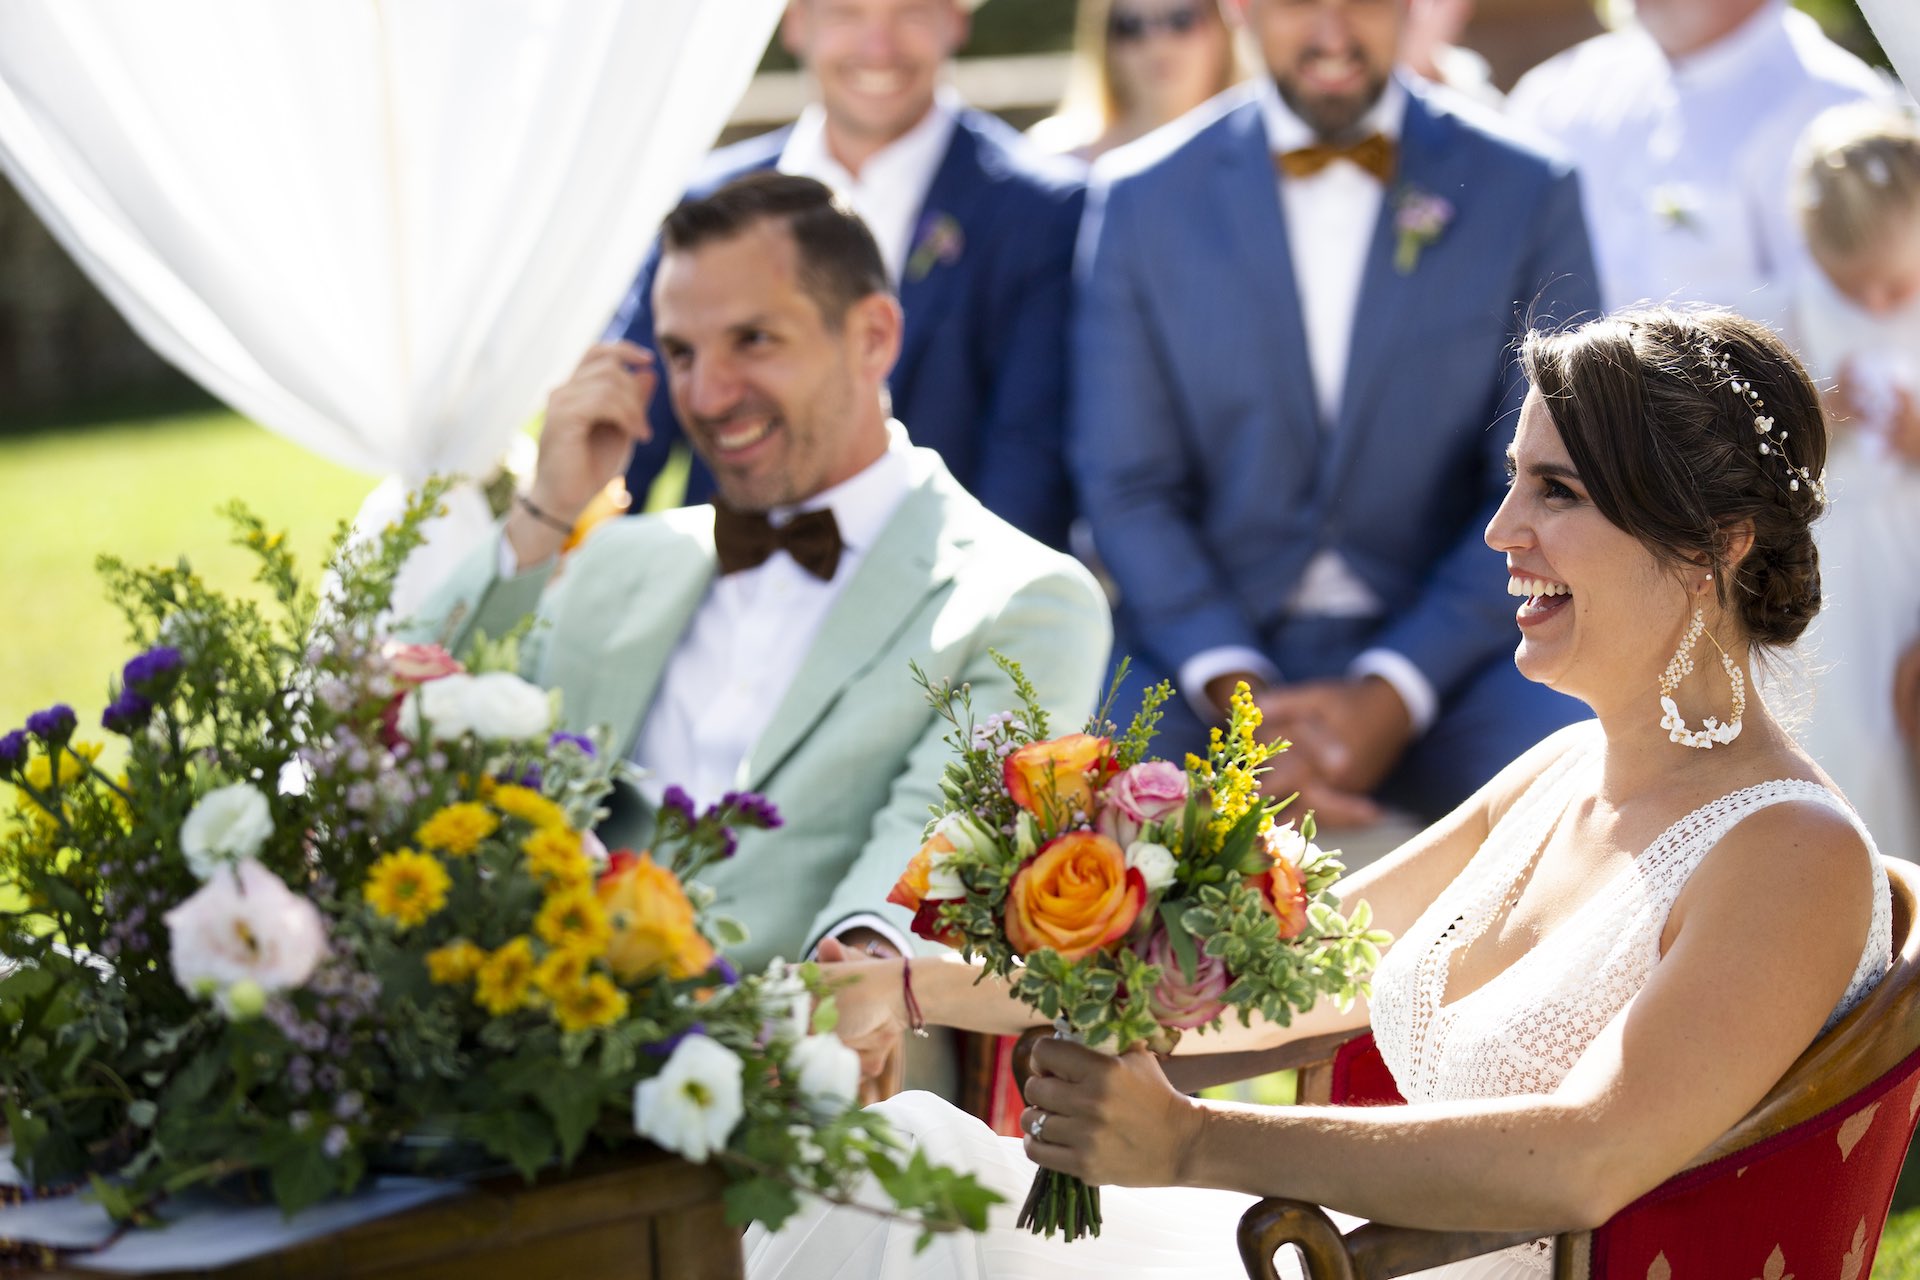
1158, 900, 1198, 982
464, 1108, 554, 1181
269, 1140, 340, 1216
531, 1070, 604, 1165
722, 1173, 800, 1229
160, 1048, 224, 1112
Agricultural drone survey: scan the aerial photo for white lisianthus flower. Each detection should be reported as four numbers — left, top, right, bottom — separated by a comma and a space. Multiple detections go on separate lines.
179, 783, 275, 880
1125, 840, 1178, 894
925, 848, 966, 901
402, 672, 552, 743
165, 859, 328, 1014
934, 812, 997, 859
789, 1033, 861, 1121
633, 1034, 745, 1162
762, 958, 813, 1039
1262, 820, 1309, 866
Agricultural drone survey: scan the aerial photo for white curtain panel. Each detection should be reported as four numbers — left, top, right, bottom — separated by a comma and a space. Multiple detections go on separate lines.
0, 0, 780, 483
1860, 0, 1918, 97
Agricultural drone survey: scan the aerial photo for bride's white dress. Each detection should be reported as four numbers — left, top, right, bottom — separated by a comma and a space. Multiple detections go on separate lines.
747, 739, 1891, 1279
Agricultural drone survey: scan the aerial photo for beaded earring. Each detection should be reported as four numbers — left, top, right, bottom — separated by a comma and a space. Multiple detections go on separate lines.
1657, 607, 1746, 749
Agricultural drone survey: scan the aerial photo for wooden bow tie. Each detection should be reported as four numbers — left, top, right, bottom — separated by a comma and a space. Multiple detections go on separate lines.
712, 502, 844, 581
1277, 133, 1396, 183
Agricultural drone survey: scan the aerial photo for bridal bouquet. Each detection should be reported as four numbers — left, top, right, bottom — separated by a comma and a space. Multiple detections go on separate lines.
0, 488, 991, 1244
891, 657, 1389, 1240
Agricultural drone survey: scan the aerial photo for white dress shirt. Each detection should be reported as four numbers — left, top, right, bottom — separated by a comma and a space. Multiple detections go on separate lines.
1508, 2, 1889, 327
1179, 79, 1438, 735
779, 92, 959, 285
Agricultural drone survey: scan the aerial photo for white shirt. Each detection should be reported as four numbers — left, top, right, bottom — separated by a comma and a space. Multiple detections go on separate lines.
779, 92, 959, 284
1508, 2, 1889, 327
1179, 79, 1438, 735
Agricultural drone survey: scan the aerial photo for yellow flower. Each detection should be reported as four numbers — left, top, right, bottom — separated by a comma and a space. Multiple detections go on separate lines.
19, 742, 103, 817
426, 940, 487, 985
491, 784, 566, 831
549, 973, 628, 1033
363, 848, 452, 929
523, 826, 590, 888
534, 947, 589, 999
475, 937, 537, 1015
415, 803, 499, 857
536, 886, 612, 957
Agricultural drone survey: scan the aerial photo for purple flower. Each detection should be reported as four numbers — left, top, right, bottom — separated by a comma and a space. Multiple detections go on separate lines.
719, 828, 739, 859
642, 1021, 707, 1057
549, 731, 596, 758
101, 689, 154, 736
25, 704, 76, 745
710, 957, 739, 987
661, 785, 697, 823
0, 730, 28, 772
122, 646, 184, 698
717, 790, 782, 830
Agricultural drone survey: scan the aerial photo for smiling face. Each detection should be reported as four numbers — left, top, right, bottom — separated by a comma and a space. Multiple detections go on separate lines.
652, 219, 897, 513
1813, 216, 1920, 317
1484, 391, 1698, 715
1232, 0, 1403, 139
1107, 1, 1235, 125
783, 0, 970, 165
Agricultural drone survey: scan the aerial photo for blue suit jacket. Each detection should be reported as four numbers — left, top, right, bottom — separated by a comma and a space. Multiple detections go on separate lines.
609, 109, 1086, 549
1072, 80, 1600, 704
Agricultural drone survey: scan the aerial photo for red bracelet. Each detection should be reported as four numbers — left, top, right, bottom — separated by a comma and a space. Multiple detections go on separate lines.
901, 960, 929, 1038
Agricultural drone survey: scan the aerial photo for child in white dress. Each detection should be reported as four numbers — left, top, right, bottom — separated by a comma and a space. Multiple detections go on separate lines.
1790, 102, 1920, 862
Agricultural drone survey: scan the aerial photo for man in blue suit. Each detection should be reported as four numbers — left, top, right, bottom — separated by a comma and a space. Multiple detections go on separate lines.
1073, 0, 1601, 826
607, 0, 1085, 549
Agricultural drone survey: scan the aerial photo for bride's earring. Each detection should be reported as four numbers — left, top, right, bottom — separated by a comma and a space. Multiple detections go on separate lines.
1657, 607, 1745, 749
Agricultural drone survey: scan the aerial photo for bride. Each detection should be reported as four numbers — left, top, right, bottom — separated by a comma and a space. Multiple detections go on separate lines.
748, 308, 1892, 1279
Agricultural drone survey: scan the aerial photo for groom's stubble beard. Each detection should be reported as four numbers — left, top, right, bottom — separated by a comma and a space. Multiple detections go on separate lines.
1270, 64, 1390, 141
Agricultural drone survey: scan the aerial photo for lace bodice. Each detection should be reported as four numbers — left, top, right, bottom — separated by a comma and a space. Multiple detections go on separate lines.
1367, 737, 1892, 1271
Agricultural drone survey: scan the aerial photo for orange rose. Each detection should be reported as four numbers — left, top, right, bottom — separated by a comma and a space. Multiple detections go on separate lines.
1004, 831, 1145, 961
1002, 733, 1111, 824
1251, 849, 1310, 941
888, 831, 966, 947
597, 851, 714, 980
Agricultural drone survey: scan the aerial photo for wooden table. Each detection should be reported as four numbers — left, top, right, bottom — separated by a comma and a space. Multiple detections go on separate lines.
36, 1149, 743, 1280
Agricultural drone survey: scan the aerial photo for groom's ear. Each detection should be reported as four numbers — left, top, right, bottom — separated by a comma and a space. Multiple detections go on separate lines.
844, 292, 904, 386
779, 1, 809, 59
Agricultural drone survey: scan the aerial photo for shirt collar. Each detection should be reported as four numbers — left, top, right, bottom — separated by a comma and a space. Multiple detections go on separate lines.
770, 421, 914, 555
1258, 73, 1407, 155
1666, 1, 1788, 91
780, 88, 959, 194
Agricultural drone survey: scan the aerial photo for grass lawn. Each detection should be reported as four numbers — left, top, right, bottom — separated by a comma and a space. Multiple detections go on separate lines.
3, 409, 1920, 1268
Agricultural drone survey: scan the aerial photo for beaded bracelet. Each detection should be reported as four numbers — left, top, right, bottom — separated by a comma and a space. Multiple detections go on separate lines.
902, 960, 929, 1039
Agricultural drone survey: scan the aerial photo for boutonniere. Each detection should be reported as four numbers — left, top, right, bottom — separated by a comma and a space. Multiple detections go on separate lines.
1650, 183, 1702, 234
905, 211, 964, 283
1392, 185, 1455, 274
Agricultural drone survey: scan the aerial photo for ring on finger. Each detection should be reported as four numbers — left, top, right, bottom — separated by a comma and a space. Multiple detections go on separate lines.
1026, 1109, 1048, 1141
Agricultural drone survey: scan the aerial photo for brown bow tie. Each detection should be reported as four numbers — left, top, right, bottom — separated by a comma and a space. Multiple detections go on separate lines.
712, 501, 845, 581
1277, 133, 1396, 183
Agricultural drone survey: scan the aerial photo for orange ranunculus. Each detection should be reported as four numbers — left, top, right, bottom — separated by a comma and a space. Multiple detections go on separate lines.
597, 851, 714, 981
888, 831, 966, 947
1002, 733, 1111, 824
1251, 850, 1310, 941
1004, 831, 1145, 962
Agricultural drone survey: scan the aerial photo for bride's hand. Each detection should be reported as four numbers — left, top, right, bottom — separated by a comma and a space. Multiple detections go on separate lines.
1020, 1038, 1205, 1188
815, 937, 909, 1098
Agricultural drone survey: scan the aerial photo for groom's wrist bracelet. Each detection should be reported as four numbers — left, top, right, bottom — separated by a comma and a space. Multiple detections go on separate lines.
517, 494, 575, 536
901, 960, 929, 1038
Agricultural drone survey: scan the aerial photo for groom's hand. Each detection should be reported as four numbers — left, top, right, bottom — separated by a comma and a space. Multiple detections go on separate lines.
1256, 677, 1412, 826
508, 341, 657, 568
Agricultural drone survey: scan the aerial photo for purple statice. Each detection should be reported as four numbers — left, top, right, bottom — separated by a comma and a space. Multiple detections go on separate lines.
718, 827, 739, 859
710, 957, 739, 987
122, 646, 184, 699
641, 1021, 706, 1057
548, 731, 596, 758
0, 729, 28, 772
716, 790, 782, 830
101, 689, 154, 736
25, 704, 76, 745
660, 784, 698, 824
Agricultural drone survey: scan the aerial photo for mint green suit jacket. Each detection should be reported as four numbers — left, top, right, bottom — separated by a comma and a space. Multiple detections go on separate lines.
409, 447, 1111, 971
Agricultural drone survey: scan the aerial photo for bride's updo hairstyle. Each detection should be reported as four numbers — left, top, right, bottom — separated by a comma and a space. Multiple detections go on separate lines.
1518, 309, 1828, 647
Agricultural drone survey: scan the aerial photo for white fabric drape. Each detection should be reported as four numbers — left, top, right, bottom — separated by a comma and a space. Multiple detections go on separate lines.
1860, 1, 1918, 97
0, 0, 782, 608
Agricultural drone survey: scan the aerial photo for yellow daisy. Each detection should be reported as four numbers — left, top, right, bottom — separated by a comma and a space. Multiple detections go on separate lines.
533, 947, 589, 999
491, 784, 566, 831
415, 802, 499, 857
536, 886, 612, 957
474, 937, 537, 1015
550, 973, 628, 1033
425, 940, 487, 985
363, 848, 452, 929
522, 826, 590, 888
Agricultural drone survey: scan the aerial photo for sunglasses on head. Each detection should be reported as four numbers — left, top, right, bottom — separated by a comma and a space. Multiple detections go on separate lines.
1108, 3, 1207, 42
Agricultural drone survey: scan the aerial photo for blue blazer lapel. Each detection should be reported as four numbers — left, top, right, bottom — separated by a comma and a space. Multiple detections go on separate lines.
895, 121, 988, 384
1217, 104, 1323, 448
1327, 87, 1458, 488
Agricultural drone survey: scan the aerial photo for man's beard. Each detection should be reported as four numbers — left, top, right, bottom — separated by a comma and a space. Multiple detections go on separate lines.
1272, 69, 1389, 141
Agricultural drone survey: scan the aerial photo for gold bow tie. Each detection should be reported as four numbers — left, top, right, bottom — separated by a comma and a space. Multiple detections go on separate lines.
1277, 133, 1396, 183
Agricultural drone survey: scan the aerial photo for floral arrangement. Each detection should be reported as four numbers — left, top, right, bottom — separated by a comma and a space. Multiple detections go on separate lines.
1392, 185, 1454, 274
0, 488, 991, 1246
889, 657, 1389, 1241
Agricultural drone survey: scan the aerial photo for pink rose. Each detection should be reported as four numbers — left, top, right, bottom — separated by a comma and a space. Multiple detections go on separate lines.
1098, 761, 1188, 846
1142, 926, 1229, 1031
384, 643, 465, 685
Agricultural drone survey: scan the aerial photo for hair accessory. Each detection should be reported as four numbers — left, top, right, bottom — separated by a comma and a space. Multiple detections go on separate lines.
1697, 341, 1829, 504
1658, 607, 1745, 749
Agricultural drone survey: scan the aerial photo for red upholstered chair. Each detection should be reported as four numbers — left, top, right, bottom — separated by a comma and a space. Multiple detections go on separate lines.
1217, 856, 1920, 1280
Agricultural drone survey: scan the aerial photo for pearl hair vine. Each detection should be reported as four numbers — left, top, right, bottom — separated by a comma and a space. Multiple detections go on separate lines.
1696, 341, 1829, 505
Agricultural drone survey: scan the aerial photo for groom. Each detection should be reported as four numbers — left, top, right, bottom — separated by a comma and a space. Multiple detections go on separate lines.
1072, 0, 1601, 825
411, 174, 1109, 977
